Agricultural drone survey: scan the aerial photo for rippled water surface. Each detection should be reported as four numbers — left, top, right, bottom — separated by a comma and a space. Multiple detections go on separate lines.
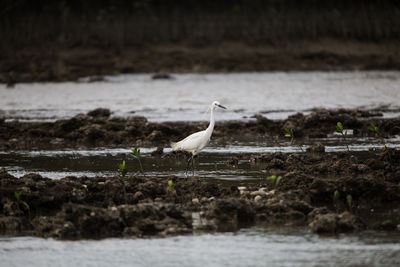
1, 71, 400, 122
1, 227, 400, 267
2, 136, 400, 180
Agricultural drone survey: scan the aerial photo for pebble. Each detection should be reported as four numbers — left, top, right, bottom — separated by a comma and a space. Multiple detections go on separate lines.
254, 195, 262, 202
250, 190, 266, 197
192, 198, 200, 204
110, 206, 118, 211
201, 197, 208, 203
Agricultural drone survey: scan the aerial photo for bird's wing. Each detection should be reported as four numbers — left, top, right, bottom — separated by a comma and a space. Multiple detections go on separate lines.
171, 130, 206, 151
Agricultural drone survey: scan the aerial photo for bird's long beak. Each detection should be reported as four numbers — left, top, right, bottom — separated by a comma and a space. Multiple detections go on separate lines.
217, 104, 227, 109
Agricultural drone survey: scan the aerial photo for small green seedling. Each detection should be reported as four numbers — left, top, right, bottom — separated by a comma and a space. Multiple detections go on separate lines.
266, 174, 281, 186
368, 122, 380, 137
333, 190, 340, 201
284, 128, 294, 144
14, 192, 30, 211
167, 179, 176, 201
131, 146, 144, 173
118, 160, 128, 204
336, 122, 344, 134
346, 194, 353, 208
119, 160, 127, 177
283, 128, 303, 152
368, 122, 387, 150
336, 122, 349, 152
333, 190, 341, 213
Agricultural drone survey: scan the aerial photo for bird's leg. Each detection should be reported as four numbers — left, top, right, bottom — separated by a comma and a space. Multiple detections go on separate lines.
191, 154, 195, 177
185, 154, 192, 177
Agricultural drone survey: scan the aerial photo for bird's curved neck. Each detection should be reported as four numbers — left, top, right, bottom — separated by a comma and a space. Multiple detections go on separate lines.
207, 107, 215, 133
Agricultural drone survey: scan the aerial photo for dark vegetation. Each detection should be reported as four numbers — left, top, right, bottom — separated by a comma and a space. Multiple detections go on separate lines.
1, 0, 400, 82
2, 0, 400, 46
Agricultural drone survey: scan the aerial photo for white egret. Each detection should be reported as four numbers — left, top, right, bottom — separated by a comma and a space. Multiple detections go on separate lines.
171, 101, 227, 176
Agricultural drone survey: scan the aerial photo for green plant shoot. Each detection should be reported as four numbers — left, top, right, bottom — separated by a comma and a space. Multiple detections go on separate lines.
119, 160, 127, 177
14, 191, 30, 210
266, 174, 281, 185
118, 160, 128, 204
368, 122, 380, 137
284, 128, 294, 144
168, 180, 174, 188
14, 192, 21, 202
346, 194, 353, 208
131, 146, 140, 158
283, 128, 304, 152
131, 146, 144, 173
336, 122, 349, 151
333, 190, 340, 201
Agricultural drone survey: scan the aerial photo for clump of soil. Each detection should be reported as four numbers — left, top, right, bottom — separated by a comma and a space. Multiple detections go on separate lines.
1, 108, 399, 150
1, 147, 399, 239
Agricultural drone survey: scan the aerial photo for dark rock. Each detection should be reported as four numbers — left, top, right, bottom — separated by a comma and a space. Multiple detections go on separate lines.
152, 73, 173, 79
87, 108, 111, 118
309, 211, 364, 234
372, 220, 398, 231
306, 142, 325, 153
0, 216, 23, 234
226, 156, 239, 166
206, 198, 255, 232
151, 147, 164, 157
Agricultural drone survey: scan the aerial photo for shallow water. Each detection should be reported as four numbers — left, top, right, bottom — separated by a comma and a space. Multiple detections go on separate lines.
1, 227, 399, 267
1, 136, 400, 180
1, 71, 400, 122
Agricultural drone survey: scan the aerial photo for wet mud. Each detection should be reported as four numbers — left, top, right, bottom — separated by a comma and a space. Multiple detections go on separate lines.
1, 146, 399, 239
1, 107, 399, 150
1, 108, 399, 239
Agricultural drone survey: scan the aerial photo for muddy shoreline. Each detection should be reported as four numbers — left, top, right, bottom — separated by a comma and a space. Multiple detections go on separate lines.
1, 40, 400, 84
1, 107, 400, 150
1, 146, 399, 239
0, 108, 400, 239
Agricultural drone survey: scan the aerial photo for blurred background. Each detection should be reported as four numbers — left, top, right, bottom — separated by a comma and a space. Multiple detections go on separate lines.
1, 0, 400, 83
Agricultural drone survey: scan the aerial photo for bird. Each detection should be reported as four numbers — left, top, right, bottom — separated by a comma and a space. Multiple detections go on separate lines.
171, 101, 227, 176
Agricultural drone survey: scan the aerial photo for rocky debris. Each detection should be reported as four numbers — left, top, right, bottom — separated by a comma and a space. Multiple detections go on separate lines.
87, 108, 111, 118
33, 202, 191, 239
151, 147, 164, 157
306, 142, 325, 153
205, 198, 255, 232
308, 211, 365, 234
226, 156, 239, 166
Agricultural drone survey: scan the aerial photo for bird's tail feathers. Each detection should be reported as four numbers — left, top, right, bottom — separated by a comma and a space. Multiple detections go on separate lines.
170, 141, 179, 151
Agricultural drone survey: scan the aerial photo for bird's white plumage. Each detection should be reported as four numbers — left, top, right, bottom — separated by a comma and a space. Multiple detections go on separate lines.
171, 101, 226, 155
171, 130, 209, 155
